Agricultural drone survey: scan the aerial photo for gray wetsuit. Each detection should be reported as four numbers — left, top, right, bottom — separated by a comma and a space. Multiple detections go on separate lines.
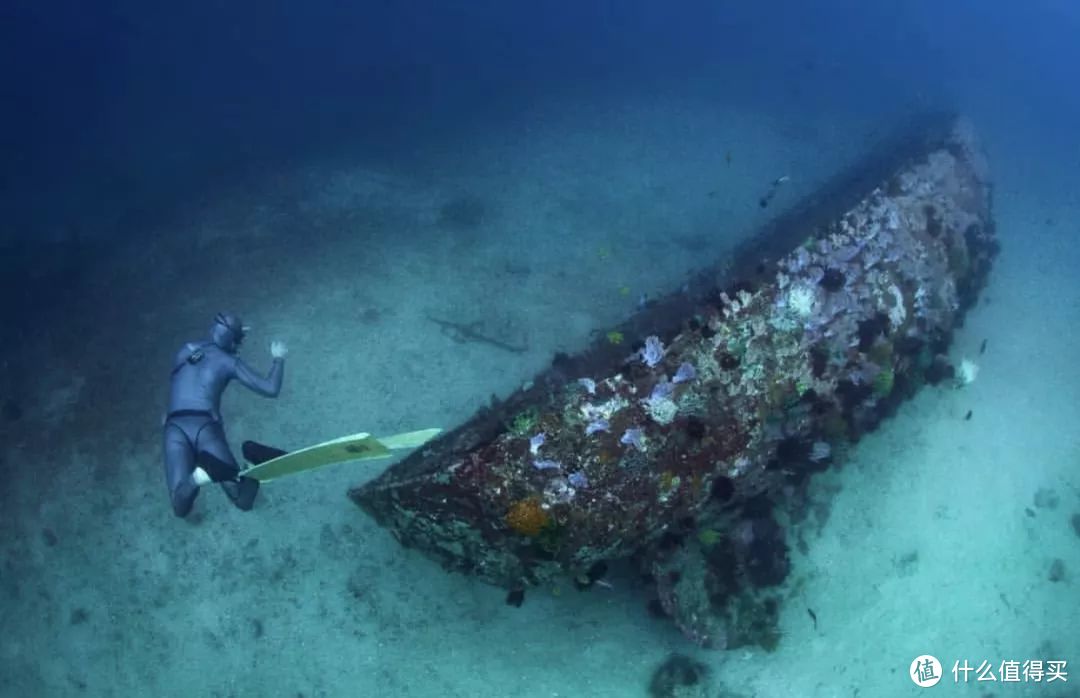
163, 314, 284, 517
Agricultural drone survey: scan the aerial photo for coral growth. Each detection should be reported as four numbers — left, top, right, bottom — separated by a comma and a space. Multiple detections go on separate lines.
505, 497, 550, 537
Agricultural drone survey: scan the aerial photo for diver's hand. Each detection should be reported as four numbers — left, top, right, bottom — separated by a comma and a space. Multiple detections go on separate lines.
270, 340, 288, 359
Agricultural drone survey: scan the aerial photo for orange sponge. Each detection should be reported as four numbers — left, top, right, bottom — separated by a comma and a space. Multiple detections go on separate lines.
505, 497, 549, 537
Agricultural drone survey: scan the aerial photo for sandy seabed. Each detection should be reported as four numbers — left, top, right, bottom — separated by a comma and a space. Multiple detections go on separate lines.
1, 90, 1077, 698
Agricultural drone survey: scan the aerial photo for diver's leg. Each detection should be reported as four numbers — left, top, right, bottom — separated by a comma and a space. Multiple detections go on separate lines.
163, 425, 199, 518
199, 422, 260, 511
225, 477, 260, 511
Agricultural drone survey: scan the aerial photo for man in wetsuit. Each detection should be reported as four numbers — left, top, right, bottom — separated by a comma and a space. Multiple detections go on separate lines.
163, 312, 287, 517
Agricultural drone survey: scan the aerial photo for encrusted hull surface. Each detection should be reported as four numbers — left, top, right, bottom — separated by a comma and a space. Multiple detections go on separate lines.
349, 115, 997, 636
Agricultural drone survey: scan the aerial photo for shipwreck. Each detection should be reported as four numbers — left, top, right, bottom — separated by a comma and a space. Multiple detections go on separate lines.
349, 113, 998, 648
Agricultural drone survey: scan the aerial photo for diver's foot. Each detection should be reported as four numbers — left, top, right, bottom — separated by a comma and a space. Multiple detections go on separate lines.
195, 452, 241, 483
242, 440, 288, 466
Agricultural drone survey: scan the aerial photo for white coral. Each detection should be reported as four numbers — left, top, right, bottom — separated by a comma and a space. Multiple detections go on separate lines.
580, 396, 628, 421
787, 284, 817, 317
644, 396, 678, 425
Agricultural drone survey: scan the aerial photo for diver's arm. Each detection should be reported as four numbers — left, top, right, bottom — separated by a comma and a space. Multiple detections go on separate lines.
234, 342, 287, 397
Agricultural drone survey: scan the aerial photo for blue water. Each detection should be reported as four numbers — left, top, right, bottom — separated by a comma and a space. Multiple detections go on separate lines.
1, 2, 1077, 696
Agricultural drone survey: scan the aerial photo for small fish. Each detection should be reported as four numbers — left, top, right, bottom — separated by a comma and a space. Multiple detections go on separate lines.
758, 174, 791, 209
506, 589, 525, 607
725, 150, 732, 166
573, 561, 610, 590
532, 459, 561, 471
979, 339, 988, 355
964, 410, 973, 421
807, 607, 818, 630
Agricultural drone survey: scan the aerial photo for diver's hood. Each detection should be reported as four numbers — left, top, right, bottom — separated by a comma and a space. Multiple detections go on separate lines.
211, 312, 246, 353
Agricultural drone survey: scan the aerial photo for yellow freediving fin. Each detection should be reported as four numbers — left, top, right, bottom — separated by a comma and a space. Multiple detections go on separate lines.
240, 428, 442, 482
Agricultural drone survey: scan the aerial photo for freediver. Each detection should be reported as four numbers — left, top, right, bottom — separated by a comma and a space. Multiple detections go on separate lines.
162, 312, 287, 517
